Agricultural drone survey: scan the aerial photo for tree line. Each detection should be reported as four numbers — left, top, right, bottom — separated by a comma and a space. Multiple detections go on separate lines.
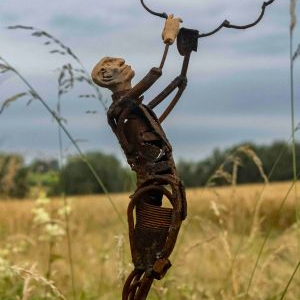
0, 141, 299, 198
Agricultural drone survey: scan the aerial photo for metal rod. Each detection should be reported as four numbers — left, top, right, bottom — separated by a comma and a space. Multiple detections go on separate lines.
180, 53, 191, 76
139, 0, 276, 39
140, 0, 168, 19
198, 0, 276, 38
159, 44, 169, 69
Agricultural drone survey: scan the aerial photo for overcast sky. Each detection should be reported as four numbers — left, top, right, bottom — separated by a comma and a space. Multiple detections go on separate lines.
0, 0, 299, 163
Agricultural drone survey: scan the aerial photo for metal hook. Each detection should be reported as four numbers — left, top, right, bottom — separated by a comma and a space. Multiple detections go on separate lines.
140, 0, 168, 19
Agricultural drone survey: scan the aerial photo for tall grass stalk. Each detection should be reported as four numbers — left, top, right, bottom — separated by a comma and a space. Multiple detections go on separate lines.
280, 259, 300, 300
171, 137, 294, 296
7, 25, 107, 111
290, 17, 298, 221
45, 235, 55, 296
172, 141, 285, 264
11, 265, 67, 300
0, 56, 126, 227
289, 3, 300, 293
248, 136, 292, 241
245, 168, 300, 297
57, 101, 76, 299
221, 137, 292, 294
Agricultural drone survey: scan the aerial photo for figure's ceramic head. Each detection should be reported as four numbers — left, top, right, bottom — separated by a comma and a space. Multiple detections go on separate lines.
91, 57, 135, 93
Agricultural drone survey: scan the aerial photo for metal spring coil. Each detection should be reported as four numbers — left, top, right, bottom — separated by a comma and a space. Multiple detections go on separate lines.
136, 202, 172, 230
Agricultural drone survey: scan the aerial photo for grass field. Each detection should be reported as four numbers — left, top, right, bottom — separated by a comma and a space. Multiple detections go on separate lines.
1, 181, 300, 300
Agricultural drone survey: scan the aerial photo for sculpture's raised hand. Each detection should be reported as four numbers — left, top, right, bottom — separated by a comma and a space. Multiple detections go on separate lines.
162, 14, 182, 45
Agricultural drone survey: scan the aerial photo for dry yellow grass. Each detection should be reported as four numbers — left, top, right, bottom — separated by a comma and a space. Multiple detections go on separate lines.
1, 181, 300, 299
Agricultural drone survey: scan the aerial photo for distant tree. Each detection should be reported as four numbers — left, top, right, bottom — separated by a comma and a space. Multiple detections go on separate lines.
29, 158, 59, 173
11, 166, 29, 198
0, 153, 29, 198
61, 152, 129, 195
178, 141, 300, 187
27, 158, 60, 196
237, 141, 300, 183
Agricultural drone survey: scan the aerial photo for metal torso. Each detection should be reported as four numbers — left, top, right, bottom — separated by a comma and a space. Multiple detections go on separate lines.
108, 92, 175, 184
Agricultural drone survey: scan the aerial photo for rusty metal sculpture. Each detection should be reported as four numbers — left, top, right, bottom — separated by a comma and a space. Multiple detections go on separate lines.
91, 1, 276, 299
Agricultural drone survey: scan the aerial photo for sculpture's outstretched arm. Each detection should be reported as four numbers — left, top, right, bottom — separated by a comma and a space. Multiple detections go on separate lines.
147, 75, 184, 110
123, 44, 171, 101
158, 78, 187, 123
123, 43, 172, 101
148, 45, 190, 104
123, 15, 182, 101
124, 65, 163, 100
148, 41, 193, 122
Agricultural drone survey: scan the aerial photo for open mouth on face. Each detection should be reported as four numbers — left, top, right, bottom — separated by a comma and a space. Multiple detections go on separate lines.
101, 70, 113, 81
102, 76, 113, 81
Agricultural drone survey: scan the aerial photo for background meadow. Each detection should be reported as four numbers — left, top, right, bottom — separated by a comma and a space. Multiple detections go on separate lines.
1, 182, 300, 300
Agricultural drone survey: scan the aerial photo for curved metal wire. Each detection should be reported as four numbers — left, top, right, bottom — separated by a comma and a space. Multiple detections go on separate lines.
140, 0, 276, 38
140, 0, 168, 19
198, 0, 276, 38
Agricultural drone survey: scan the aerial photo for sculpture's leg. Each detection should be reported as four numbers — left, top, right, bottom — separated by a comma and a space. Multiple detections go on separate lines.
134, 274, 154, 300
122, 269, 143, 300
122, 270, 154, 300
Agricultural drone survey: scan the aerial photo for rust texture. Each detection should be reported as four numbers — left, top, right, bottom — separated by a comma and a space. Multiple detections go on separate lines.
92, 25, 198, 299
110, 48, 188, 298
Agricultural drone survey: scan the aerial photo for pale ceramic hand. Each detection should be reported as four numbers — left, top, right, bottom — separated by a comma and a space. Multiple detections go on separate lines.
162, 14, 183, 45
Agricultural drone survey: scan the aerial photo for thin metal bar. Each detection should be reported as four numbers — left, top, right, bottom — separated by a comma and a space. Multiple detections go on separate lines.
198, 0, 276, 38
139, 0, 276, 39
180, 53, 191, 76
159, 44, 169, 69
159, 85, 185, 123
140, 0, 168, 19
